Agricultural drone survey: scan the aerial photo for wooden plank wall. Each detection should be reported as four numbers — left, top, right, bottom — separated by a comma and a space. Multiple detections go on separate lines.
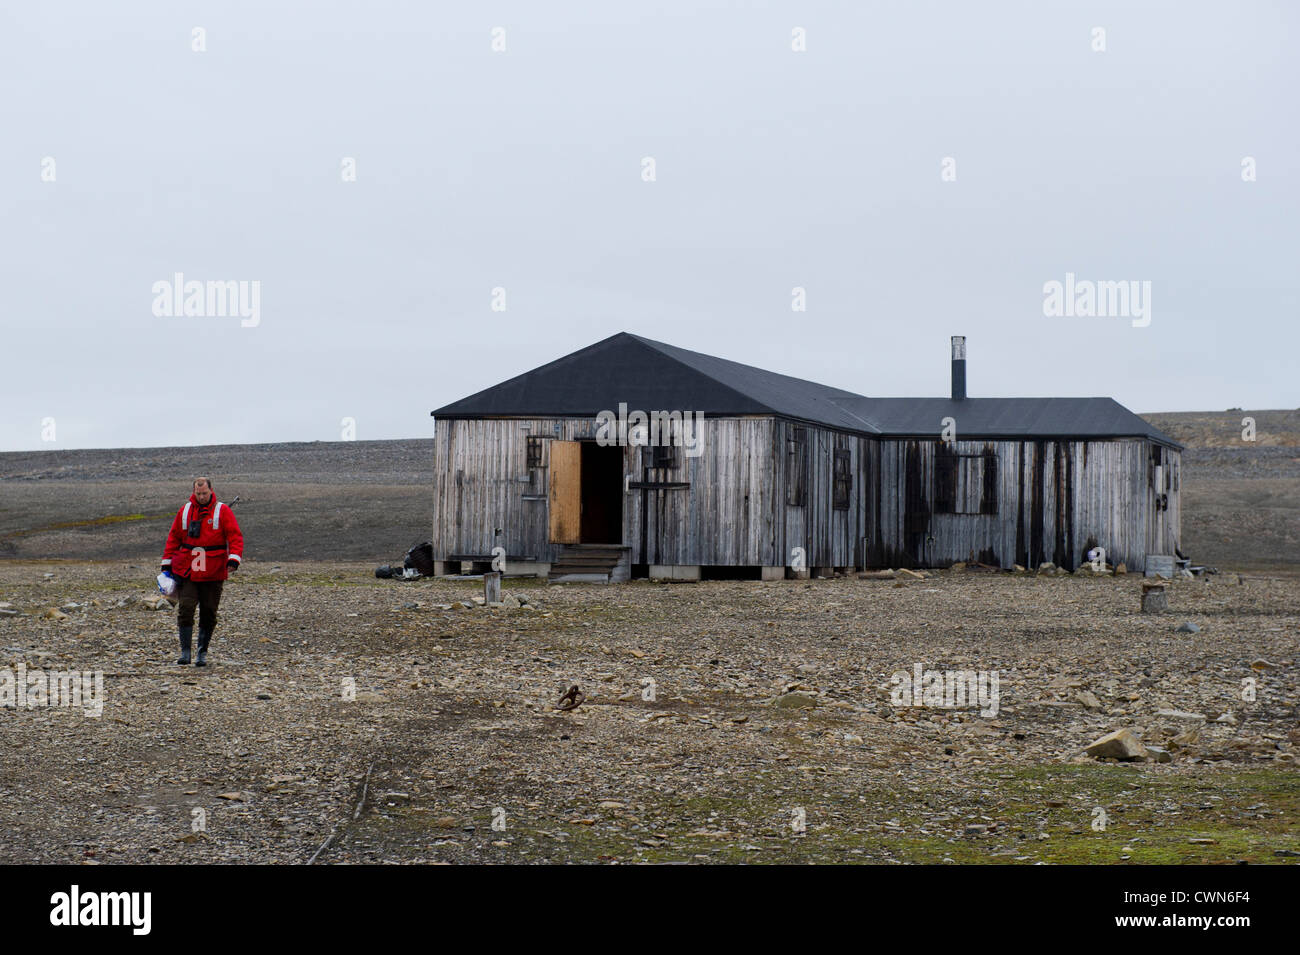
432, 416, 786, 567
773, 421, 872, 569
432, 418, 568, 564
869, 437, 1181, 572
639, 418, 777, 565
432, 417, 1180, 573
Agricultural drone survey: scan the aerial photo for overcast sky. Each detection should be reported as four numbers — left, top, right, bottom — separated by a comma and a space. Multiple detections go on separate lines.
2, 1, 1296, 451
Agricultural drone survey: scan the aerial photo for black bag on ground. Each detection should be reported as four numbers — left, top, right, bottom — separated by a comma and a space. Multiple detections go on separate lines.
403, 542, 436, 576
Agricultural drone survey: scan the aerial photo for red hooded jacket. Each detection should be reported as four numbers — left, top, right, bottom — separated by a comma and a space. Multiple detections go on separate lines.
162, 494, 244, 582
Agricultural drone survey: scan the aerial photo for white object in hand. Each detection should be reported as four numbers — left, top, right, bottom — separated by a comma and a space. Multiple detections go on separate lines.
157, 572, 177, 596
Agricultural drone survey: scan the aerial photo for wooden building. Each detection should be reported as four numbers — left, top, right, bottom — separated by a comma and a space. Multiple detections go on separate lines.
429, 333, 1181, 581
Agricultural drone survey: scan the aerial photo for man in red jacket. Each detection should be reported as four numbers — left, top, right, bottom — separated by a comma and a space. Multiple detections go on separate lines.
162, 477, 244, 666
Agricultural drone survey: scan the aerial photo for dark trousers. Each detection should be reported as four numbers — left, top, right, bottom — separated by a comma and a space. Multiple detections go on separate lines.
176, 578, 224, 632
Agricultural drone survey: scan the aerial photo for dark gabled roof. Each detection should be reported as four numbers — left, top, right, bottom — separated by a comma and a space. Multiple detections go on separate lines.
838, 397, 1179, 445
632, 336, 883, 434
431, 332, 1181, 448
429, 332, 880, 433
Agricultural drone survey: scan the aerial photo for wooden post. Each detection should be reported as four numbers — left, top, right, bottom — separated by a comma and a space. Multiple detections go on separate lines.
484, 571, 502, 605
1141, 581, 1167, 613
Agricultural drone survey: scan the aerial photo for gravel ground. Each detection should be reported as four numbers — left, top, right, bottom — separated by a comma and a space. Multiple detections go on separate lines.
1, 561, 1296, 864
1, 420, 1296, 864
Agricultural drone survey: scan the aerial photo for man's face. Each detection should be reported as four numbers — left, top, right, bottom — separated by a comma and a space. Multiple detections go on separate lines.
194, 481, 212, 504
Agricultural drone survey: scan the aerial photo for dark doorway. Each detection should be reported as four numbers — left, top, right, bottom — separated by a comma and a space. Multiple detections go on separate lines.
580, 442, 623, 543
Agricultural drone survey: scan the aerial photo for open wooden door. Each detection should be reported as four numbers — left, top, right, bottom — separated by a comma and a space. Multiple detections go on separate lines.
549, 441, 582, 544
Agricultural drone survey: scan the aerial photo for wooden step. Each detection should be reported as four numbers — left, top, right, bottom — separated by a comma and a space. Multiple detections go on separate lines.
549, 545, 629, 582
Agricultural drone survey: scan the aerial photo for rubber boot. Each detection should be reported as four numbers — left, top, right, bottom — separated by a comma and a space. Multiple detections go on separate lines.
195, 628, 211, 667
176, 625, 193, 665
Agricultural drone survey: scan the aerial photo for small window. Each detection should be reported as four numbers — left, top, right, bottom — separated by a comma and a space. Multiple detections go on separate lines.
526, 437, 544, 469
648, 418, 678, 468
833, 448, 851, 510
786, 426, 808, 506
935, 444, 958, 513
935, 443, 998, 515
651, 443, 678, 469
980, 450, 998, 515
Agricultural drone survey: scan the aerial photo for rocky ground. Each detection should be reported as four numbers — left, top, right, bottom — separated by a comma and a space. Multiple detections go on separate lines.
0, 413, 1296, 864
0, 561, 1296, 864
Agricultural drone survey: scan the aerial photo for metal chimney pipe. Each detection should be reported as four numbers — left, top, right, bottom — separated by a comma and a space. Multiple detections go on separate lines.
951, 336, 966, 400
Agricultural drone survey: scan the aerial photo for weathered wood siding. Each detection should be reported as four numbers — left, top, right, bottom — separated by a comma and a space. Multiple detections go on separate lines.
773, 420, 873, 569
433, 416, 788, 567
637, 418, 777, 565
869, 438, 1180, 572
432, 417, 1179, 574
431, 418, 561, 563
